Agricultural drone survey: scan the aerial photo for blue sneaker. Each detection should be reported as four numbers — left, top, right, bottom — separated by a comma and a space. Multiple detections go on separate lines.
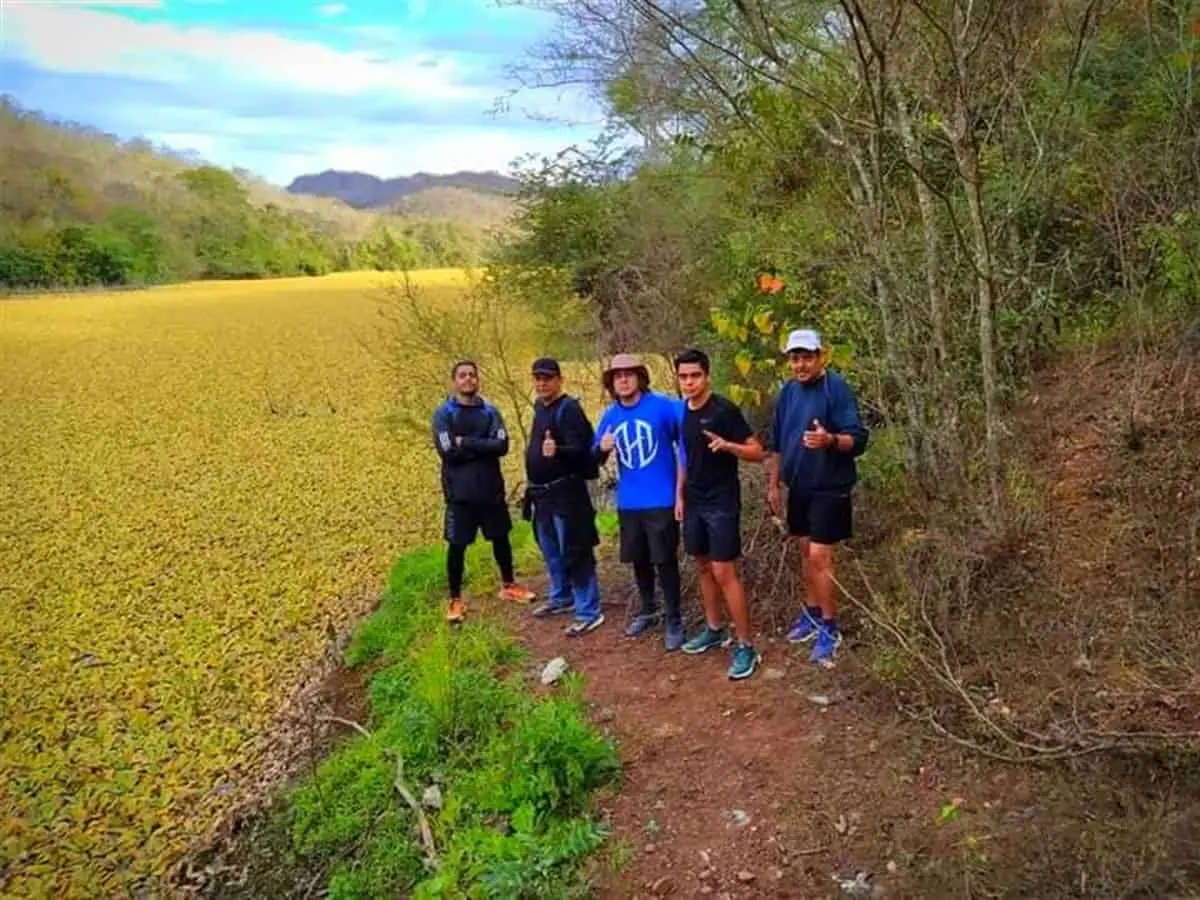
809, 624, 843, 667
787, 608, 822, 644
681, 625, 730, 655
728, 642, 761, 680
625, 613, 660, 638
532, 599, 573, 618
664, 617, 685, 652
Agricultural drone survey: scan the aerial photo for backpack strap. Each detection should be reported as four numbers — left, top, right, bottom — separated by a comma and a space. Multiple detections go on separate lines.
551, 395, 575, 438
675, 397, 689, 465
442, 399, 462, 436
550, 395, 600, 480
481, 401, 499, 434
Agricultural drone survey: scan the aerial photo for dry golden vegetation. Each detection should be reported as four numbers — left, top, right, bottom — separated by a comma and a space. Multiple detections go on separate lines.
0, 269, 543, 897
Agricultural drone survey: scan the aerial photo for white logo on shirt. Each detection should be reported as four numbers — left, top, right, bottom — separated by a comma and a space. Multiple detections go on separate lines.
613, 419, 659, 470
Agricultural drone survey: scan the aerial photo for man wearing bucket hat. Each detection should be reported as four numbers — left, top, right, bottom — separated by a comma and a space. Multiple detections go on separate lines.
592, 352, 687, 650
765, 329, 869, 667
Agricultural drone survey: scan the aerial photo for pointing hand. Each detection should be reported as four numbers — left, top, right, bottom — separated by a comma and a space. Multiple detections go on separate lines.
702, 429, 730, 453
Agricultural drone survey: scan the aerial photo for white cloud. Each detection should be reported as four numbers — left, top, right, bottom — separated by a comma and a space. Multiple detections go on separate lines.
0, 2, 612, 184
2, 4, 483, 102
20, 1, 164, 7
316, 3, 347, 17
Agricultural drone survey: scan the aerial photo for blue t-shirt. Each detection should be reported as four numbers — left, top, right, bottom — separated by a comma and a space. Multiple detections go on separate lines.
594, 391, 684, 511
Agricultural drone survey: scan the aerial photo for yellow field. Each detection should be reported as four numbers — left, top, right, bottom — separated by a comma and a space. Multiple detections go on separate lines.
0, 269, 545, 897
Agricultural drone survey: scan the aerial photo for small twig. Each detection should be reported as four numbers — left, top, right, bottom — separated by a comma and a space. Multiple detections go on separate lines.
792, 844, 830, 857
390, 752, 439, 869
301, 868, 325, 899
769, 534, 791, 599
316, 715, 372, 739
744, 511, 770, 557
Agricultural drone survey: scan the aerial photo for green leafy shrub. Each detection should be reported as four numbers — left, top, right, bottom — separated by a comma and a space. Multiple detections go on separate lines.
282, 537, 619, 898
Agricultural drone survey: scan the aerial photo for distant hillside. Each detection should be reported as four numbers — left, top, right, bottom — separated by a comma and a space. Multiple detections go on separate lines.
287, 170, 520, 210
388, 187, 517, 232
0, 97, 498, 290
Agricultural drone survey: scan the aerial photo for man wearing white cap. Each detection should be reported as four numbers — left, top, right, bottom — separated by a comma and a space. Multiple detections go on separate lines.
765, 328, 869, 667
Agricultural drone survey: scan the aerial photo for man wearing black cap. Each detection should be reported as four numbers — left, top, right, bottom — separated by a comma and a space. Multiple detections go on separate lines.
524, 357, 605, 635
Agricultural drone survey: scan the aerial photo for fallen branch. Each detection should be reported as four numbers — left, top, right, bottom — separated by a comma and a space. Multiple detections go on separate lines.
389, 751, 439, 870
836, 563, 1200, 763
316, 715, 372, 739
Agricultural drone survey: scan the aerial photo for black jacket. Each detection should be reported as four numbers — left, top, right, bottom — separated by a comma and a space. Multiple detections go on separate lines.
524, 393, 599, 553
525, 394, 596, 486
432, 396, 509, 506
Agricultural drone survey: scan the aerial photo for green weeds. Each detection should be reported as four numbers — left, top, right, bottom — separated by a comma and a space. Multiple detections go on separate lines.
281, 520, 621, 898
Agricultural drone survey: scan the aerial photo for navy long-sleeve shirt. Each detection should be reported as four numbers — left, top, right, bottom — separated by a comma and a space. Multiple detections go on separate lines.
768, 371, 869, 492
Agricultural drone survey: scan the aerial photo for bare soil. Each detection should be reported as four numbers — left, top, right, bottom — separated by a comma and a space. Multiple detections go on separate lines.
493, 335, 1200, 898
499, 565, 996, 899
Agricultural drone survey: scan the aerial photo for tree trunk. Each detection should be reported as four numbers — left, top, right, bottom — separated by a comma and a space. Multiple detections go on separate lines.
892, 89, 960, 483
948, 102, 1004, 523
843, 132, 928, 479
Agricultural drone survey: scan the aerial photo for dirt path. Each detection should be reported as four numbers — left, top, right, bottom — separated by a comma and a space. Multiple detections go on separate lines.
500, 568, 1000, 899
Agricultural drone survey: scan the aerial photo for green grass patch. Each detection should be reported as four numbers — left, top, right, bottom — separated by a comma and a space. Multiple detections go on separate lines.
278, 517, 622, 898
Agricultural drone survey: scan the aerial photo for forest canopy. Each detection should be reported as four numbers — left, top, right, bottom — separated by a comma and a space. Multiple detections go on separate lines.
0, 97, 502, 290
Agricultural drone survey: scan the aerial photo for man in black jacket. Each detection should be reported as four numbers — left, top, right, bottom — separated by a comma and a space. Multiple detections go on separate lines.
432, 360, 536, 623
524, 357, 604, 636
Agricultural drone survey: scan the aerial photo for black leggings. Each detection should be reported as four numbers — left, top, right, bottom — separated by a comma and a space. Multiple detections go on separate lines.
633, 558, 681, 619
447, 536, 515, 598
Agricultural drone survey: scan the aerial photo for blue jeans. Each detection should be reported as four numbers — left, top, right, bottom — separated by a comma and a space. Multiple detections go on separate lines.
535, 513, 601, 621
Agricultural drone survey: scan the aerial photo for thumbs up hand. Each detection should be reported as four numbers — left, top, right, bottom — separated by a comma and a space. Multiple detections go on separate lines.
542, 431, 557, 458
803, 418, 833, 450
600, 429, 615, 453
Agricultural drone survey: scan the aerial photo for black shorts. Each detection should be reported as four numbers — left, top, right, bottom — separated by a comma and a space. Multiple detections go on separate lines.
444, 502, 511, 546
786, 488, 853, 544
618, 508, 679, 565
682, 502, 741, 562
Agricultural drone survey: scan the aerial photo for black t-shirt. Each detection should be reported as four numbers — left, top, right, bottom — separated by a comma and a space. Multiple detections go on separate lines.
682, 392, 755, 506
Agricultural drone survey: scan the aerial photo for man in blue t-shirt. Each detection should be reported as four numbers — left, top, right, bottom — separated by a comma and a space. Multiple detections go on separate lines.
592, 353, 687, 651
765, 329, 869, 667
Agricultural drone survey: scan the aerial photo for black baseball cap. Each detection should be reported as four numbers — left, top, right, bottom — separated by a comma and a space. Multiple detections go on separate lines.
531, 357, 561, 376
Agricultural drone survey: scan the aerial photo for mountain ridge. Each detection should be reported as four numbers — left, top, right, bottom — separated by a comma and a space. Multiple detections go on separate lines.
286, 169, 521, 210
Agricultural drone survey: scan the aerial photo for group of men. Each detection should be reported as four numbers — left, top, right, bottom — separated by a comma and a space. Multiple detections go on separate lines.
430, 328, 869, 680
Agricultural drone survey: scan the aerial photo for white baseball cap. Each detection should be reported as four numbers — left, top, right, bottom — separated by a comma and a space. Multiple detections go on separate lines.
784, 328, 822, 353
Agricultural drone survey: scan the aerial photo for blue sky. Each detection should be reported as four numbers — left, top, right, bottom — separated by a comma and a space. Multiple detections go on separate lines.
0, 0, 606, 185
